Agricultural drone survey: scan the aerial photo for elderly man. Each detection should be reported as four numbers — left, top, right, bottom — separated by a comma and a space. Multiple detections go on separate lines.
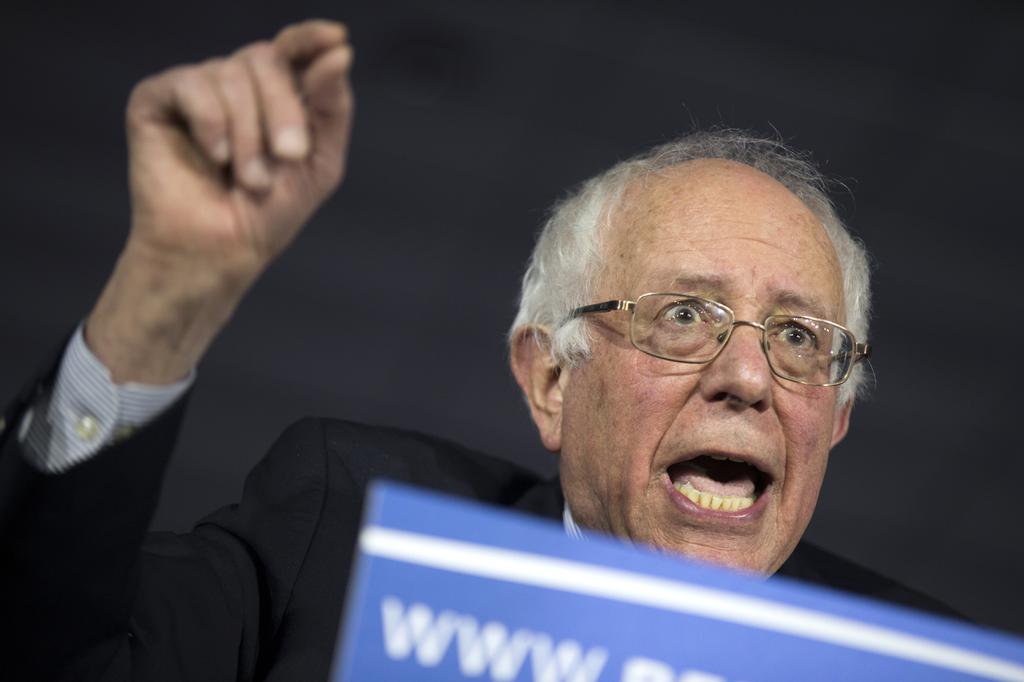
0, 19, 953, 682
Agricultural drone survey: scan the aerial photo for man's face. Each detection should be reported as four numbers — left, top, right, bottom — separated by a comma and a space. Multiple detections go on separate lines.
557, 159, 850, 574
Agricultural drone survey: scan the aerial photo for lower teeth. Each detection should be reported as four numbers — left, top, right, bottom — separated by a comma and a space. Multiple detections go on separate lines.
674, 480, 754, 512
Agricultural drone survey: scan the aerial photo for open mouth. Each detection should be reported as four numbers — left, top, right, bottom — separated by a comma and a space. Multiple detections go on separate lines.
667, 455, 770, 512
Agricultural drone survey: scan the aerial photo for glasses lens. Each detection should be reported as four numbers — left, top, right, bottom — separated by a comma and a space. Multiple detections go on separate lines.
631, 294, 732, 362
764, 316, 854, 385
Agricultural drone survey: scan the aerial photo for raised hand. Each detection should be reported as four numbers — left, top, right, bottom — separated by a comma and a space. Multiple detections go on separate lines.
86, 20, 354, 384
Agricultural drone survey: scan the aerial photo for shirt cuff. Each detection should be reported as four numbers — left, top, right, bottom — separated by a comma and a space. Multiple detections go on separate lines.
20, 324, 195, 473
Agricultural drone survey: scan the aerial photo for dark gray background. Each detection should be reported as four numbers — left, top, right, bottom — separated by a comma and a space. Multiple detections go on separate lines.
2, 1, 1021, 635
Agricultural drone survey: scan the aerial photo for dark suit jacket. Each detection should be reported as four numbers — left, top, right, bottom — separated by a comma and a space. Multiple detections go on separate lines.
0, 383, 961, 681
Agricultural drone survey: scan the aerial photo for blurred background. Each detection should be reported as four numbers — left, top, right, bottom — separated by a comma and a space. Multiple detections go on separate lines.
2, 0, 1021, 634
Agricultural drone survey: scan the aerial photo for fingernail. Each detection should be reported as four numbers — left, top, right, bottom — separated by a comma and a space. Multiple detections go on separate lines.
275, 126, 309, 159
212, 138, 231, 164
244, 158, 271, 187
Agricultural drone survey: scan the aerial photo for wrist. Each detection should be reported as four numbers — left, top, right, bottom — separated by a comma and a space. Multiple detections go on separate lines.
85, 238, 256, 384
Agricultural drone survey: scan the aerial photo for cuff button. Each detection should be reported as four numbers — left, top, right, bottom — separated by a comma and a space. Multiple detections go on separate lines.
74, 415, 100, 441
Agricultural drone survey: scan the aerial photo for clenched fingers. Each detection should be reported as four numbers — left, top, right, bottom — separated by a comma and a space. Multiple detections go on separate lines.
241, 42, 310, 161
127, 19, 352, 193
275, 20, 354, 190
206, 57, 271, 191
128, 65, 229, 166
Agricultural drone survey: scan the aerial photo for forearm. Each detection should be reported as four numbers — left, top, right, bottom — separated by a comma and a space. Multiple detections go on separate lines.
86, 236, 257, 385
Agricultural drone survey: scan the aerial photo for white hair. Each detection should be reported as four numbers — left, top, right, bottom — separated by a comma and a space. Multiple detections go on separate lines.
510, 129, 873, 404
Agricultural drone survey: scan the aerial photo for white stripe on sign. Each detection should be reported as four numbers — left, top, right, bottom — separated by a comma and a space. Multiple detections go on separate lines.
360, 526, 1024, 682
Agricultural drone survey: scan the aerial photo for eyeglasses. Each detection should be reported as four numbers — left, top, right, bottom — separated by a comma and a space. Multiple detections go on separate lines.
569, 292, 871, 387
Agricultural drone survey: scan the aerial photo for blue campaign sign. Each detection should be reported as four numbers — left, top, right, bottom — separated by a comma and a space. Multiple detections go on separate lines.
332, 482, 1024, 682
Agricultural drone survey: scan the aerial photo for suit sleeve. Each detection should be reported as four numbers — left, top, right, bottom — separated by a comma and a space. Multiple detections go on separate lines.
0, 363, 329, 681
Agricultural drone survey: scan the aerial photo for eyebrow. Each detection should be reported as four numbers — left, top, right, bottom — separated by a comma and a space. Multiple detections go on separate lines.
668, 273, 832, 320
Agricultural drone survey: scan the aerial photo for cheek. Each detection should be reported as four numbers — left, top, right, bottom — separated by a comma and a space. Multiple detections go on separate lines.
777, 385, 837, 451
562, 355, 688, 503
609, 354, 688, 446
629, 353, 696, 412
777, 392, 836, 507
590, 356, 698, 493
565, 362, 645, 471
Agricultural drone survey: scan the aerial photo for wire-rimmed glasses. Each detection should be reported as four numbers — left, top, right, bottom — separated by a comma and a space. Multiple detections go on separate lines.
569, 292, 871, 386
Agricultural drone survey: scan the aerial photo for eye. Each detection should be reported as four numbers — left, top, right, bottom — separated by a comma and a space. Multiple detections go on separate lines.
776, 321, 818, 350
662, 300, 706, 326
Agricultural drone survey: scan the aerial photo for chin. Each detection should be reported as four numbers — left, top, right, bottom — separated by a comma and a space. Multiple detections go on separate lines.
650, 537, 783, 577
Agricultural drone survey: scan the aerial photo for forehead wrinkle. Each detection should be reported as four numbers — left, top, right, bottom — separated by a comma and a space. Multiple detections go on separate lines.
669, 233, 832, 286
597, 161, 843, 312
664, 271, 833, 320
766, 290, 832, 320
599, 223, 841, 313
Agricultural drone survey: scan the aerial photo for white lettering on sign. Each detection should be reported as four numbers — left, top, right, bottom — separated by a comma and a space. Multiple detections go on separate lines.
381, 596, 609, 681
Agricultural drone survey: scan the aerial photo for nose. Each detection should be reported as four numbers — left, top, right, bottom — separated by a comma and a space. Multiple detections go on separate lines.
698, 321, 773, 411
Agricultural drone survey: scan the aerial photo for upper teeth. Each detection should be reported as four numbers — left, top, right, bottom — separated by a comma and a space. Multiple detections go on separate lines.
709, 454, 747, 464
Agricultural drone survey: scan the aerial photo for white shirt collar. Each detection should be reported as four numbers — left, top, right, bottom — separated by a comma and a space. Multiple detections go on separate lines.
562, 503, 586, 540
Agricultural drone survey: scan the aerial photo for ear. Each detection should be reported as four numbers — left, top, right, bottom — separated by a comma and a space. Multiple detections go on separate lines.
509, 326, 565, 453
830, 400, 853, 448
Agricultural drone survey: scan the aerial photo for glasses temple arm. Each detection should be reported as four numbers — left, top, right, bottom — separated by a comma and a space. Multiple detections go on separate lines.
569, 300, 635, 318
